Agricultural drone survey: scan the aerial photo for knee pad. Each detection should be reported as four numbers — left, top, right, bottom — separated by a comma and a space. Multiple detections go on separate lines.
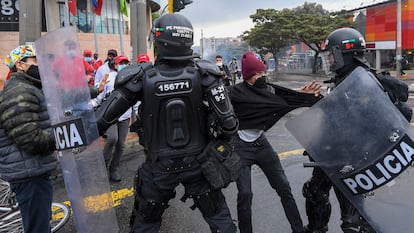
305, 198, 331, 232
138, 199, 169, 223
303, 178, 330, 205
303, 180, 331, 232
192, 190, 224, 217
302, 180, 313, 198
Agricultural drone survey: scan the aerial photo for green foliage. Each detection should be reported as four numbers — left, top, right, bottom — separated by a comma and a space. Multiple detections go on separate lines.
243, 2, 354, 56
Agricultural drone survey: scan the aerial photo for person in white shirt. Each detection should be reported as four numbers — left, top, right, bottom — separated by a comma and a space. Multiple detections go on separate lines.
94, 49, 117, 88
90, 55, 138, 182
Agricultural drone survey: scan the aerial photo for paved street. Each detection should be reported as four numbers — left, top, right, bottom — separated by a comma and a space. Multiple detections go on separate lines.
51, 71, 414, 233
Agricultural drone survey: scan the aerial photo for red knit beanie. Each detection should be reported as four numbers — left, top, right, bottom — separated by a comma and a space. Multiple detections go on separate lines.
241, 51, 266, 80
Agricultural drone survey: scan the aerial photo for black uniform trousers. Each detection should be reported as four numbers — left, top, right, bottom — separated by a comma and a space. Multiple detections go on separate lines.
231, 134, 304, 233
130, 155, 237, 233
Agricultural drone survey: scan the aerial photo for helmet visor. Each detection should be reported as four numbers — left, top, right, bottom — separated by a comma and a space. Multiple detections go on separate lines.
320, 50, 333, 75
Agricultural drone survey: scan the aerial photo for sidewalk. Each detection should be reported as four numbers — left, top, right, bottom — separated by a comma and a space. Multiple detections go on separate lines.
387, 69, 414, 80
121, 132, 143, 158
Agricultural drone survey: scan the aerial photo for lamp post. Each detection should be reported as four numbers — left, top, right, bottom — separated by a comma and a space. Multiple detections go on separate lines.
396, 0, 402, 79
19, 0, 42, 44
130, 0, 147, 63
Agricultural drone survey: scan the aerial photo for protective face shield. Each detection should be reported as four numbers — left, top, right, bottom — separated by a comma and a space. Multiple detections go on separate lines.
320, 50, 333, 75
320, 46, 344, 76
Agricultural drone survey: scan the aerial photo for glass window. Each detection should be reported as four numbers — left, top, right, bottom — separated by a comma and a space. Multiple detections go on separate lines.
59, 0, 127, 35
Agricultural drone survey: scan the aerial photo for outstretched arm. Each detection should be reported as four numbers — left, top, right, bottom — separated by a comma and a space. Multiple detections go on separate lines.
95, 64, 146, 135
300, 80, 322, 97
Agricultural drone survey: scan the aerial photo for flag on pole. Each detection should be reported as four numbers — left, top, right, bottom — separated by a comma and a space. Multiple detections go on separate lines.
92, 0, 103, 16
68, 0, 77, 16
120, 0, 128, 16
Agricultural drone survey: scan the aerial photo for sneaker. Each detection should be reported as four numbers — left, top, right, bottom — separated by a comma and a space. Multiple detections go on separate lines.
109, 170, 121, 182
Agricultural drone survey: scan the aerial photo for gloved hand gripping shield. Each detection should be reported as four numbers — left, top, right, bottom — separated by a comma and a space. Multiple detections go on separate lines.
286, 67, 414, 233
35, 27, 119, 233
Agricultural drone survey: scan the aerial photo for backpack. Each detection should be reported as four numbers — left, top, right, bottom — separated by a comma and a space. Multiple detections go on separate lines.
375, 72, 412, 121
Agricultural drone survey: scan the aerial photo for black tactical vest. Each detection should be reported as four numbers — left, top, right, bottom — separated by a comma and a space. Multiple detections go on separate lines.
141, 66, 208, 160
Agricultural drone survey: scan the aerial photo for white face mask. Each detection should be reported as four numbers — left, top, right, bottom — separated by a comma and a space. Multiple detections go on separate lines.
216, 62, 223, 66
66, 50, 77, 58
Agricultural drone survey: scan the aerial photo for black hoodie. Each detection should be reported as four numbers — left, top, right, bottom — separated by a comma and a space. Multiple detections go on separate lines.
228, 81, 321, 131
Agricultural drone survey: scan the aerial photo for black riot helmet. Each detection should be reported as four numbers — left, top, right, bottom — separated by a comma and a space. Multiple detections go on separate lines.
320, 28, 370, 76
151, 13, 194, 58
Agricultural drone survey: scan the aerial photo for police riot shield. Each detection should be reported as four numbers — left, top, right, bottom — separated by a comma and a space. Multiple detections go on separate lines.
286, 66, 414, 233
35, 27, 119, 233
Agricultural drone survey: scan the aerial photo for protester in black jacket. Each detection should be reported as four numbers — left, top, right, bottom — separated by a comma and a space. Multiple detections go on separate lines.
0, 45, 57, 233
216, 55, 232, 86
228, 51, 322, 233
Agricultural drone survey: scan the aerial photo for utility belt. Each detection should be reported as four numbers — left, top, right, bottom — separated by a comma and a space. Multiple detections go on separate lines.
155, 155, 199, 173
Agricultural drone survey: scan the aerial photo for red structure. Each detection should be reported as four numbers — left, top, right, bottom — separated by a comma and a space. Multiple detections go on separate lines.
353, 0, 414, 70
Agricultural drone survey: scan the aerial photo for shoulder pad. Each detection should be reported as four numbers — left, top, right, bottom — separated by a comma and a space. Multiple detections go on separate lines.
115, 63, 153, 88
196, 59, 222, 77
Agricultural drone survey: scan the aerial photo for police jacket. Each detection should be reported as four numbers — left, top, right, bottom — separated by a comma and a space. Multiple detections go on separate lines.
0, 72, 57, 183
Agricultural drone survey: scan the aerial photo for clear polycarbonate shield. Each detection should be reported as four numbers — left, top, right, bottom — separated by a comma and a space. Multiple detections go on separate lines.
286, 66, 414, 233
35, 27, 119, 233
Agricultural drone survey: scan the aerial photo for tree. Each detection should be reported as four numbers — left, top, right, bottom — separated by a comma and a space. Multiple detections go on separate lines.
243, 2, 354, 73
243, 9, 296, 57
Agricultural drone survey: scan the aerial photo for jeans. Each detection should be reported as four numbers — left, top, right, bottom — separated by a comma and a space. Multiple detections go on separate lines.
10, 176, 53, 233
231, 134, 304, 233
103, 118, 130, 172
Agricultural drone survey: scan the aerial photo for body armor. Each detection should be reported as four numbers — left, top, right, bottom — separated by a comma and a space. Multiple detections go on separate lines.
141, 65, 207, 160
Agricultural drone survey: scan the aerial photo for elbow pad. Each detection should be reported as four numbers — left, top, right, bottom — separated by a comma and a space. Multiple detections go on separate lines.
95, 65, 146, 135
95, 90, 138, 135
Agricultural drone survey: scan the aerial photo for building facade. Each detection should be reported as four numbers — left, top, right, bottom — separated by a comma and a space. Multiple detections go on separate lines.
0, 0, 160, 88
351, 0, 414, 71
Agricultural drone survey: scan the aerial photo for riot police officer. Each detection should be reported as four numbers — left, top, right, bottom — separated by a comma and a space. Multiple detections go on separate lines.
303, 28, 411, 233
95, 14, 239, 233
